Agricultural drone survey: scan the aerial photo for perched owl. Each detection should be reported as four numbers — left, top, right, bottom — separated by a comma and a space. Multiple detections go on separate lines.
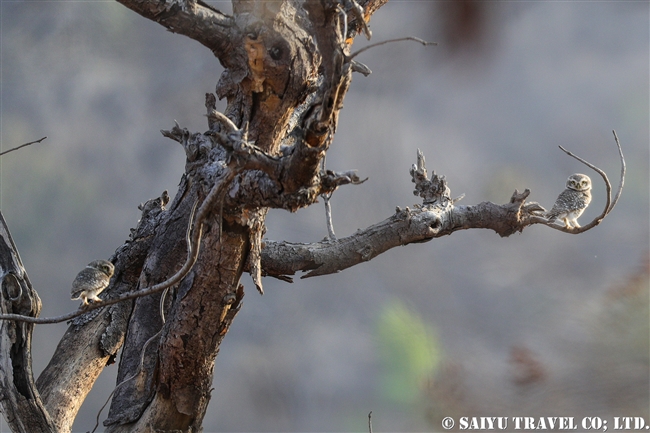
70, 260, 115, 305
545, 173, 592, 228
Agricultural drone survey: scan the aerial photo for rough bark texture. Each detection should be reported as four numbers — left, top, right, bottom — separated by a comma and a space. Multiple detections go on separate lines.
0, 1, 623, 432
33, 191, 169, 432
259, 163, 544, 280
100, 3, 349, 429
0, 214, 55, 433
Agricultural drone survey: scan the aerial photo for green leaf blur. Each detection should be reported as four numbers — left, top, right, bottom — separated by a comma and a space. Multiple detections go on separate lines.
376, 300, 440, 406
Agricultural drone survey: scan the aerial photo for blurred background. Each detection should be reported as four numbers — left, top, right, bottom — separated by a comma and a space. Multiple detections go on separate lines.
1, 1, 648, 431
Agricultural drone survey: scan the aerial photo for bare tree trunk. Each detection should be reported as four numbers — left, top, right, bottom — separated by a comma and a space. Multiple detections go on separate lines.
0, 214, 55, 433
0, 1, 624, 432
40, 1, 360, 430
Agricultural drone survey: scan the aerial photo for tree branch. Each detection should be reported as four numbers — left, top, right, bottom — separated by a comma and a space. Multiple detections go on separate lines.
2, 0, 620, 430
0, 212, 56, 433
0, 131, 623, 323
349, 37, 435, 60
0, 117, 359, 326
259, 139, 624, 280
115, 0, 233, 58
344, 0, 389, 41
532, 130, 625, 234
0, 137, 47, 157
0, 165, 230, 325
259, 192, 533, 280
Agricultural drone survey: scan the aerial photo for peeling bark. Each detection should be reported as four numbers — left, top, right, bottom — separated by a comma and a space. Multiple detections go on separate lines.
0, 213, 55, 433
259, 178, 543, 281
34, 191, 169, 432
0, 1, 624, 432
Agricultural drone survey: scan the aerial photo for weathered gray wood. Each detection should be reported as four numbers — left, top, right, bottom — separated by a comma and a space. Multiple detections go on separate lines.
0, 0, 624, 432
0, 212, 56, 433
101, 1, 362, 430
258, 156, 545, 281
104, 185, 199, 427
115, 0, 233, 59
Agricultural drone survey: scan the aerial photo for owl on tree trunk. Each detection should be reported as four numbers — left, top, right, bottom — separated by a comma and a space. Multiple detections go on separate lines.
70, 259, 115, 305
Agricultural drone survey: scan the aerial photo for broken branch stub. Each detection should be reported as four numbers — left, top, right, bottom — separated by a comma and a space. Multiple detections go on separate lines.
410, 149, 452, 208
259, 140, 624, 281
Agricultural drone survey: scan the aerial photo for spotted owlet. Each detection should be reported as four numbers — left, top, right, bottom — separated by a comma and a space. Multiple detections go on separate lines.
545, 173, 592, 228
70, 260, 115, 305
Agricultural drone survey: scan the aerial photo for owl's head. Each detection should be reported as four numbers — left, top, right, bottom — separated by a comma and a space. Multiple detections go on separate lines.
88, 260, 115, 278
566, 173, 592, 192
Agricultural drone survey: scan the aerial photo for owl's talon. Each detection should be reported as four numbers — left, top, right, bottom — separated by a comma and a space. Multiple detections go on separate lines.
70, 260, 114, 307
544, 173, 592, 230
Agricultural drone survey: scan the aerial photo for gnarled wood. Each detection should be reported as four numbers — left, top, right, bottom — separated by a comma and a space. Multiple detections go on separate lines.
115, 0, 233, 59
0, 212, 55, 433
0, 1, 625, 432
35, 192, 169, 433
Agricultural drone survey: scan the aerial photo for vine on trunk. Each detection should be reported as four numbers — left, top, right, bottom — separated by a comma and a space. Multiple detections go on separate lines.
0, 1, 625, 432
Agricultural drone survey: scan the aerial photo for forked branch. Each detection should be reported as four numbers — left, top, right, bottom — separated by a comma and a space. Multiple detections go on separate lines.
349, 37, 436, 60
0, 137, 243, 325
259, 134, 625, 280
115, 0, 233, 59
0, 131, 624, 321
532, 130, 625, 234
0, 213, 56, 432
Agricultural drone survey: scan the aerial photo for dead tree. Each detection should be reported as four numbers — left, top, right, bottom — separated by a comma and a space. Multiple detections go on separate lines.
0, 0, 625, 432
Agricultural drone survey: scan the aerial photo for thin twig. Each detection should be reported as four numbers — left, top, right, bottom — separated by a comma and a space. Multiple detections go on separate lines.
609, 130, 625, 213
337, 4, 348, 45
349, 37, 435, 60
558, 143, 611, 220
0, 137, 47, 156
0, 166, 238, 324
0, 118, 266, 325
368, 411, 373, 433
89, 325, 160, 433
344, 0, 371, 40
323, 192, 336, 240
0, 218, 203, 324
0, 124, 257, 325
541, 131, 624, 234
90, 261, 181, 433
